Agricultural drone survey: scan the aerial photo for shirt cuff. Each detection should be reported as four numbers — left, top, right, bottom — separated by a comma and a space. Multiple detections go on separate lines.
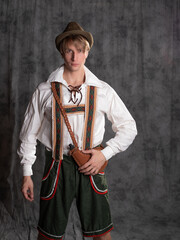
22, 164, 33, 176
101, 146, 115, 161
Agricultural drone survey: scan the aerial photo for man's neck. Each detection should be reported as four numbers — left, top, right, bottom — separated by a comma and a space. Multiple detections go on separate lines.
63, 66, 85, 87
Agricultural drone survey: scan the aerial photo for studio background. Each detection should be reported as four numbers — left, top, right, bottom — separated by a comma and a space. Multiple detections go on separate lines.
0, 0, 180, 239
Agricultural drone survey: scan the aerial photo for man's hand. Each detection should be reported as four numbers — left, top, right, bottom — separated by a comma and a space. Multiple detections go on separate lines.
78, 149, 106, 175
21, 176, 34, 202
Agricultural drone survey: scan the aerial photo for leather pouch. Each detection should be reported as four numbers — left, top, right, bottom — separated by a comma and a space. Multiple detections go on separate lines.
69, 145, 108, 173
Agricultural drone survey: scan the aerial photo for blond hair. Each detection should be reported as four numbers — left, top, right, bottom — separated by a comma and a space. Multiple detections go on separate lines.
59, 35, 90, 56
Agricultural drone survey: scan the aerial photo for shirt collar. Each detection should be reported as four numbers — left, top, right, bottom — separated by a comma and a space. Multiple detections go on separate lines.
47, 64, 103, 88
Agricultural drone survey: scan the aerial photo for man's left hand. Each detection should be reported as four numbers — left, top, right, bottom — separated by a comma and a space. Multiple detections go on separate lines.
78, 149, 106, 175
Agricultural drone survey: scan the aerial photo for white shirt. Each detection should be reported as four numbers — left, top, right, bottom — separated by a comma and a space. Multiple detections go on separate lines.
17, 65, 137, 176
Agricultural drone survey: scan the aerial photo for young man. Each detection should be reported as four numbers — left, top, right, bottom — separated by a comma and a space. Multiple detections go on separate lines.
18, 22, 137, 240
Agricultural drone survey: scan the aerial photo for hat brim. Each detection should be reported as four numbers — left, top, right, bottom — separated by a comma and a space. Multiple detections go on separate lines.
55, 30, 93, 51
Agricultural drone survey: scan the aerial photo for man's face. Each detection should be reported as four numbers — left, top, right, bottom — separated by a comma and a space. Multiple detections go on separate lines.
63, 40, 88, 72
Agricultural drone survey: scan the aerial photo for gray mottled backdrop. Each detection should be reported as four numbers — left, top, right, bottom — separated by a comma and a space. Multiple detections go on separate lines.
0, 0, 180, 239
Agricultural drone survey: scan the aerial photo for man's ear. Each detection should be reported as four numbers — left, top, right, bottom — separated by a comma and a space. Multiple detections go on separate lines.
85, 51, 89, 59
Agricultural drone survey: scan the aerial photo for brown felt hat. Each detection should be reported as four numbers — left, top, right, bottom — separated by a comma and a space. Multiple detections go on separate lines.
55, 22, 94, 51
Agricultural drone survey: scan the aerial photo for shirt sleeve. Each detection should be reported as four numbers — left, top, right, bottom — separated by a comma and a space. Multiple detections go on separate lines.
101, 86, 137, 160
17, 88, 44, 176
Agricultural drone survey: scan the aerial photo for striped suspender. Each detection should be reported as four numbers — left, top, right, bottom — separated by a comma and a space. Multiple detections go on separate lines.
83, 86, 97, 150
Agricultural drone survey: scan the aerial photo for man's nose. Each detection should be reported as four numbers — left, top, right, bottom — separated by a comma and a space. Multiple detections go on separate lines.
72, 52, 77, 61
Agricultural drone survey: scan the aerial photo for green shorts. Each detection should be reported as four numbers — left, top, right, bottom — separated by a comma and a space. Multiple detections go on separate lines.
37, 150, 113, 240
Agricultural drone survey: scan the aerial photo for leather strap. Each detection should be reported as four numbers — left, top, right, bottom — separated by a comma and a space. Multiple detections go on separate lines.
51, 82, 78, 148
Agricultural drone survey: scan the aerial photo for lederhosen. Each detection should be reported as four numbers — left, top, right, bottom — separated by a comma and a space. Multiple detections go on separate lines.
37, 83, 113, 240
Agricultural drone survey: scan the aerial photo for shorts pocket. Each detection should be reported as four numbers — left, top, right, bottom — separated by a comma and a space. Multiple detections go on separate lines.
89, 172, 108, 195
42, 158, 55, 181
40, 160, 62, 200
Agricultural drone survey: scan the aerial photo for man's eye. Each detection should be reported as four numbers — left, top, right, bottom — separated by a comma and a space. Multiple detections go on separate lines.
65, 49, 72, 53
78, 49, 82, 53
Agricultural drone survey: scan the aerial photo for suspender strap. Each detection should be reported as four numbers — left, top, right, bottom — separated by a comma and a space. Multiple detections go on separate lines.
52, 82, 78, 148
52, 83, 63, 160
83, 86, 97, 150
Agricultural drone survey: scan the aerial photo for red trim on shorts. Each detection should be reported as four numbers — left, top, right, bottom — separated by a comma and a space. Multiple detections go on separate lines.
38, 230, 63, 240
42, 159, 55, 180
41, 160, 62, 201
83, 226, 114, 238
89, 176, 108, 195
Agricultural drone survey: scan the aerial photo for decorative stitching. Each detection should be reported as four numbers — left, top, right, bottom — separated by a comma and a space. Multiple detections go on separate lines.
83, 223, 113, 234
42, 159, 55, 181
53, 83, 63, 161
41, 160, 62, 200
89, 175, 108, 194
83, 86, 97, 150
38, 226, 64, 239
64, 105, 85, 113
83, 227, 114, 238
